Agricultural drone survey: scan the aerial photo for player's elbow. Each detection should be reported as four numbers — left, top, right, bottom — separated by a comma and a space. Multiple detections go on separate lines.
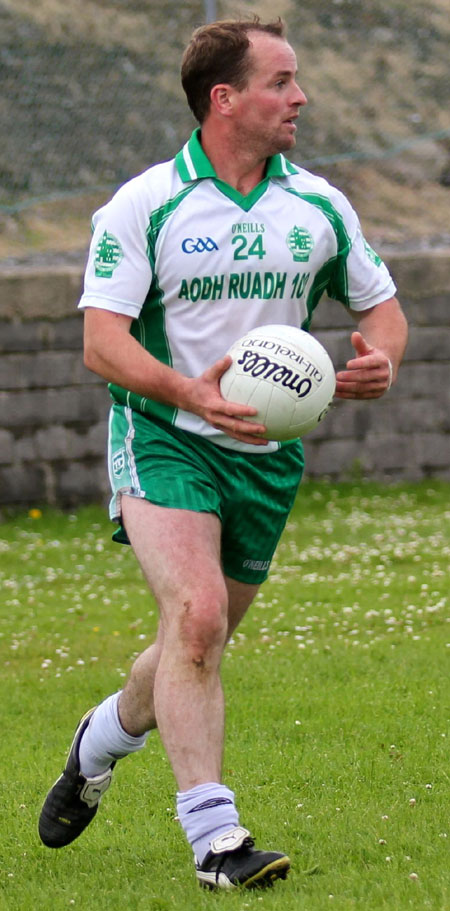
83, 334, 103, 377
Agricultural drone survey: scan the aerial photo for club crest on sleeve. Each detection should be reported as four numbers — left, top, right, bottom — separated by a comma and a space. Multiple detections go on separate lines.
95, 231, 124, 277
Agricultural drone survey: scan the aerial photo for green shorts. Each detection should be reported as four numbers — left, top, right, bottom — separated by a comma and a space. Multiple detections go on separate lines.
108, 404, 304, 584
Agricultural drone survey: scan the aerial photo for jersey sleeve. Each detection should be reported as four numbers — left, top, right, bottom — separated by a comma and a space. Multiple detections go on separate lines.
326, 186, 397, 311
78, 179, 152, 319
343, 222, 397, 310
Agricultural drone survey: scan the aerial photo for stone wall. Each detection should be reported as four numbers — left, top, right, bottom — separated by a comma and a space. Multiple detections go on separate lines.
0, 252, 449, 509
0, 267, 110, 508
305, 252, 450, 482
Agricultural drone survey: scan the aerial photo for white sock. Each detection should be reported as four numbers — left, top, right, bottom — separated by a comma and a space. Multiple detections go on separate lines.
176, 782, 240, 865
78, 692, 149, 777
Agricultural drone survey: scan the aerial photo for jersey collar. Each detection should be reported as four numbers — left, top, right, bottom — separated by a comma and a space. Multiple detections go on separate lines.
175, 128, 298, 183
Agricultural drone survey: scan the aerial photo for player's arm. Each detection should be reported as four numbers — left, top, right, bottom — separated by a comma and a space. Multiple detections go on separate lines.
83, 308, 268, 445
335, 296, 408, 400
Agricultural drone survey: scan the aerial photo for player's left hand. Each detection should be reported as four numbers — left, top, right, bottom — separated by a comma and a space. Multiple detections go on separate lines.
335, 332, 393, 399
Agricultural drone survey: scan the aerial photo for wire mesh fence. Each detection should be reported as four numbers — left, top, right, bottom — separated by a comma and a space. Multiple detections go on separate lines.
1, 0, 449, 243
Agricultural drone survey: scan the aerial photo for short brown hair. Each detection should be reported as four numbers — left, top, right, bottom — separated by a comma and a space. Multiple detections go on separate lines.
181, 17, 286, 123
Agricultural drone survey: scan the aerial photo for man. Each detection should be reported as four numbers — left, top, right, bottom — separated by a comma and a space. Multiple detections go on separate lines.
39, 17, 408, 891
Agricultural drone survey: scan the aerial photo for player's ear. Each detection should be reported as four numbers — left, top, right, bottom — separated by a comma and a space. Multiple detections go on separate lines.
209, 83, 235, 117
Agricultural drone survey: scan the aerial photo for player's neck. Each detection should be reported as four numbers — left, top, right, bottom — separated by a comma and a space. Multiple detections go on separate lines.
199, 124, 267, 195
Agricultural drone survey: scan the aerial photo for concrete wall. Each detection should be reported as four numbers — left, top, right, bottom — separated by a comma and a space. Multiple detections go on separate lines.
1, 252, 449, 508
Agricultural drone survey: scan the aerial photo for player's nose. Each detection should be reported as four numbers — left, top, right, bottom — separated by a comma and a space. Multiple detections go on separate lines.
294, 83, 308, 107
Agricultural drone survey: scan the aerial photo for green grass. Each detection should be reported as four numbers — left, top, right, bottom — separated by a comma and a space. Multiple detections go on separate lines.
1, 481, 449, 911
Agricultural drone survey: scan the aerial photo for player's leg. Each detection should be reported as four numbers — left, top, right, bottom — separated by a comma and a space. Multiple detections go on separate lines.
118, 497, 290, 888
225, 575, 260, 638
118, 575, 260, 737
119, 494, 228, 787
75, 575, 252, 768
78, 574, 259, 762
38, 455, 263, 852
38, 496, 231, 849
113, 625, 163, 735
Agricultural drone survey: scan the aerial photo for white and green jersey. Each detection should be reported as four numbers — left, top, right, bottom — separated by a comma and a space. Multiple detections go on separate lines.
79, 128, 396, 452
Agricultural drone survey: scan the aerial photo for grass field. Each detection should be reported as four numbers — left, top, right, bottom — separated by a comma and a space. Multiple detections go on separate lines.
0, 481, 449, 910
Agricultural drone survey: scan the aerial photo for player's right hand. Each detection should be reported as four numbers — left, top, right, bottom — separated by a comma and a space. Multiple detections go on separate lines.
183, 356, 269, 446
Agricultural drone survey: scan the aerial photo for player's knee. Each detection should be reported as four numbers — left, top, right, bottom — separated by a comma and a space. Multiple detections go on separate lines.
178, 591, 228, 659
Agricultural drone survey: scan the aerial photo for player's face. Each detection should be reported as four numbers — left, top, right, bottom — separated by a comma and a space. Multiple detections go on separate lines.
231, 33, 307, 156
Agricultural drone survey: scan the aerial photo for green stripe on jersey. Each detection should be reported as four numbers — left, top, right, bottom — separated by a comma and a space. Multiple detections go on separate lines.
213, 177, 271, 212
285, 188, 352, 322
146, 183, 197, 267
109, 184, 197, 425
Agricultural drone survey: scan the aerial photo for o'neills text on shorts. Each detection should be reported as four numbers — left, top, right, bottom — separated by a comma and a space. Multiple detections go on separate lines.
242, 559, 271, 572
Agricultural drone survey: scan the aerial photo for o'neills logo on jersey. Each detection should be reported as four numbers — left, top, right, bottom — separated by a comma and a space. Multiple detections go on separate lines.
236, 349, 315, 399
286, 226, 314, 262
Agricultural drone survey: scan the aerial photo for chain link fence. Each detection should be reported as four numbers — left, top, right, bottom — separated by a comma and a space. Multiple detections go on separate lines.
1, 0, 449, 244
